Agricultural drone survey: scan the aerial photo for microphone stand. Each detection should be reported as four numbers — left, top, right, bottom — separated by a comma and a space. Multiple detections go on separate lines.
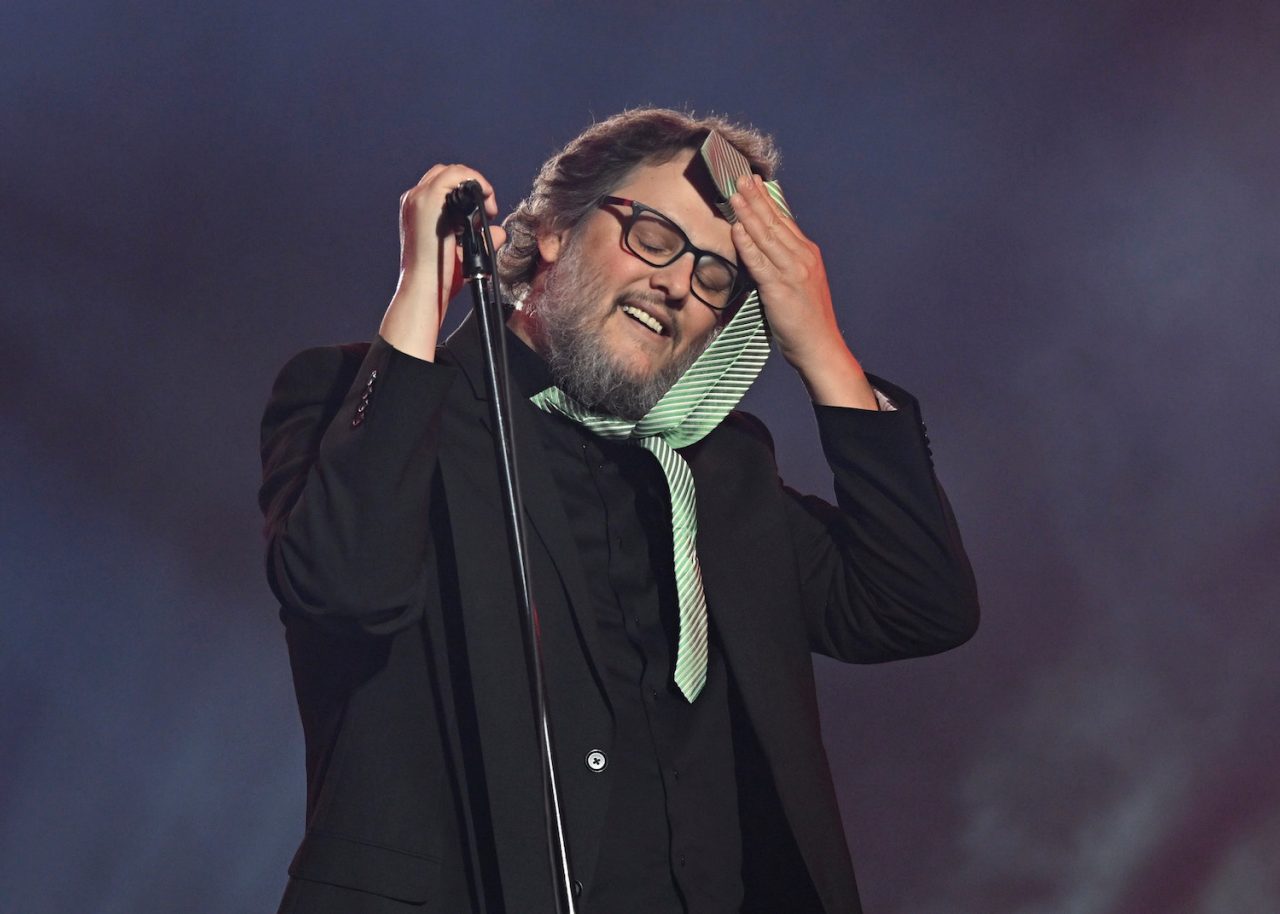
449, 184, 578, 914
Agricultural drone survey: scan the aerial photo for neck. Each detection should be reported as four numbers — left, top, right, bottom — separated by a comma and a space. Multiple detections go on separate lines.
506, 307, 546, 358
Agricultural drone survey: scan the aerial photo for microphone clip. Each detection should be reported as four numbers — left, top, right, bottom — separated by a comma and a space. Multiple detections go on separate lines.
446, 180, 492, 281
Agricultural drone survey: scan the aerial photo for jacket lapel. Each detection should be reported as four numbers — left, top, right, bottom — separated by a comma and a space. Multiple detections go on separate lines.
440, 315, 607, 682
437, 315, 612, 897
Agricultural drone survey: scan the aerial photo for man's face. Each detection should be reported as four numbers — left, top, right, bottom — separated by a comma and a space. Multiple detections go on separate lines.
525, 148, 736, 418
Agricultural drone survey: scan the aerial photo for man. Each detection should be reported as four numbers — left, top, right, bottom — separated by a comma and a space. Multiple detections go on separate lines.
259, 108, 978, 914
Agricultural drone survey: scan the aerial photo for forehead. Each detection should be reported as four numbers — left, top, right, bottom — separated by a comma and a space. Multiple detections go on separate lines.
609, 148, 734, 257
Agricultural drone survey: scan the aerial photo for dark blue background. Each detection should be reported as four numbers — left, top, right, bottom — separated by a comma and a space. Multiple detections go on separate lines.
4, 2, 1278, 911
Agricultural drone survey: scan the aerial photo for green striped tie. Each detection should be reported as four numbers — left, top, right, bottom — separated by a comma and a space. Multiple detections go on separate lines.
530, 182, 789, 701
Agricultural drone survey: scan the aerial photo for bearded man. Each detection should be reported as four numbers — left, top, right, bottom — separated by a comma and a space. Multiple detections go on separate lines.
258, 108, 979, 914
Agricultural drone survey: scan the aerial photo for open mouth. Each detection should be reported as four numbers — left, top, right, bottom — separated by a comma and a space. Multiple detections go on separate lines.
620, 303, 667, 336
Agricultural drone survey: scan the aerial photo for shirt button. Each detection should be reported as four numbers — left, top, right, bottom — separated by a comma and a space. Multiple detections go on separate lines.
585, 749, 608, 772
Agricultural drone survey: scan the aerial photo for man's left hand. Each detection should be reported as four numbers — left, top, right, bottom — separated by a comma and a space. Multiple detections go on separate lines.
729, 175, 879, 409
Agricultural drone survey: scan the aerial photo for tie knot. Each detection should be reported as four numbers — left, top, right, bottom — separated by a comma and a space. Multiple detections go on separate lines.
531, 291, 771, 450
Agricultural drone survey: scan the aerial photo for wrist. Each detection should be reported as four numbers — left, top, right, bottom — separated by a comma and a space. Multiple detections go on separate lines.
789, 341, 879, 410
380, 281, 445, 361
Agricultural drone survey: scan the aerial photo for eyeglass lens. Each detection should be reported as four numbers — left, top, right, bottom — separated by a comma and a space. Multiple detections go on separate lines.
627, 212, 736, 307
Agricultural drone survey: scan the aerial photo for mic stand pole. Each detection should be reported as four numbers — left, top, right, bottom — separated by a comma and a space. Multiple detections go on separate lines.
454, 205, 578, 914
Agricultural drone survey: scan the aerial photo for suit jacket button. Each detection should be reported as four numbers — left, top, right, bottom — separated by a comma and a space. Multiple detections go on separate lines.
572, 880, 583, 897
585, 750, 607, 772
351, 414, 364, 429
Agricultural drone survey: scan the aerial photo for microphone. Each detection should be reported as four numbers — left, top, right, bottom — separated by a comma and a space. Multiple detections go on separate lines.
445, 179, 493, 280
444, 179, 486, 227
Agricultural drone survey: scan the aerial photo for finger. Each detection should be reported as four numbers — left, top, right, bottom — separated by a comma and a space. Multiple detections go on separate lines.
730, 220, 781, 282
415, 163, 449, 186
732, 177, 792, 238
753, 175, 806, 242
731, 184, 802, 262
440, 165, 500, 218
410, 165, 500, 220
739, 175, 805, 244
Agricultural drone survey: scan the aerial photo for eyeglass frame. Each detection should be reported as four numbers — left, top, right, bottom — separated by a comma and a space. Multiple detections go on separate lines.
598, 195, 748, 313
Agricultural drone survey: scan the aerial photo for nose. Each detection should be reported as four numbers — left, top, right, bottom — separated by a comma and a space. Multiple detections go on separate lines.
648, 251, 695, 304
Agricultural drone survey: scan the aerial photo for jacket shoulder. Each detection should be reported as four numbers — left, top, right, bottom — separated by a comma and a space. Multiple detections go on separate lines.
711, 409, 777, 456
258, 342, 372, 523
261, 343, 371, 443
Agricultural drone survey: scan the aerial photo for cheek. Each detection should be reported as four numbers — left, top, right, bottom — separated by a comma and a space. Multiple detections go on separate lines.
579, 216, 634, 273
579, 244, 645, 300
681, 310, 720, 348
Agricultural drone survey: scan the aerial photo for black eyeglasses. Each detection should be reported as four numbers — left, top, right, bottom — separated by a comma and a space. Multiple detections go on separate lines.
599, 196, 744, 312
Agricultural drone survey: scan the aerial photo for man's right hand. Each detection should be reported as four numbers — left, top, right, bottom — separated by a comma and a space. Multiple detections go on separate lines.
378, 164, 506, 361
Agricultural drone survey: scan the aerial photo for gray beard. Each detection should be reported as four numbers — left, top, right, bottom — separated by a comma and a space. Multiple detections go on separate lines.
524, 240, 716, 420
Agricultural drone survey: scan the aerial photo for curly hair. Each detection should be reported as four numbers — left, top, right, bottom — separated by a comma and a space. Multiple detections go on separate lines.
496, 107, 779, 301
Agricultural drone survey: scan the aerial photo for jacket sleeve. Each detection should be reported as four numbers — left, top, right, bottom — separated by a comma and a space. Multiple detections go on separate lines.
258, 336, 458, 636
778, 375, 980, 662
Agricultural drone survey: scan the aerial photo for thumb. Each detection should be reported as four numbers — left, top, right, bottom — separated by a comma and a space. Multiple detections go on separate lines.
450, 224, 508, 258
452, 224, 507, 256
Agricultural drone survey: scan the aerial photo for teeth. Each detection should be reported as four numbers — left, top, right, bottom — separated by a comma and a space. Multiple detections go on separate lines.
621, 304, 663, 334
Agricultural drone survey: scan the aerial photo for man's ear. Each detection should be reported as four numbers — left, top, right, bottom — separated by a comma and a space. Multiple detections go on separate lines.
537, 227, 568, 265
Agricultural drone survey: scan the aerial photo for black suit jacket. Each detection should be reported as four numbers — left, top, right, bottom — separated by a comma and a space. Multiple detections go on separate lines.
259, 315, 979, 913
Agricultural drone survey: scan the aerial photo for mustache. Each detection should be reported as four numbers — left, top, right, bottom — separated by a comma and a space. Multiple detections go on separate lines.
618, 290, 667, 307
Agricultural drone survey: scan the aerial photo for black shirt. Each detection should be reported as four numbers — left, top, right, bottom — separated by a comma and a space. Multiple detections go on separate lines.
506, 333, 744, 914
